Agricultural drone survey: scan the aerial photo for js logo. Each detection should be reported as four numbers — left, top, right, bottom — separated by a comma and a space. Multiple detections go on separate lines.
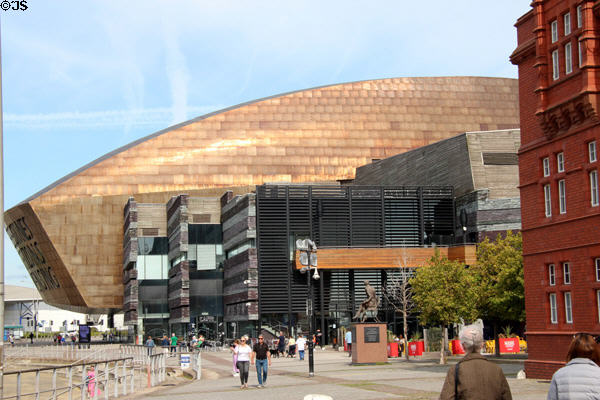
0, 1, 28, 11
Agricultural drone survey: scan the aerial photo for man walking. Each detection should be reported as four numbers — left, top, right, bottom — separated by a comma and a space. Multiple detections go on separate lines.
345, 329, 352, 357
170, 333, 178, 357
277, 331, 286, 357
296, 334, 307, 361
251, 335, 271, 388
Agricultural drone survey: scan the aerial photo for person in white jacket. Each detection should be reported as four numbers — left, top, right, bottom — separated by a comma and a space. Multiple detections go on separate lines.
547, 333, 600, 400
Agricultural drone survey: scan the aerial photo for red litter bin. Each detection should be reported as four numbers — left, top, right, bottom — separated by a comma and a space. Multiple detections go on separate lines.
388, 342, 399, 357
408, 341, 423, 356
416, 340, 424, 355
452, 339, 465, 355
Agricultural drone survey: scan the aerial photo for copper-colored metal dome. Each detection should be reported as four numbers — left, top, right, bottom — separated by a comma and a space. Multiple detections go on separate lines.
5, 76, 519, 312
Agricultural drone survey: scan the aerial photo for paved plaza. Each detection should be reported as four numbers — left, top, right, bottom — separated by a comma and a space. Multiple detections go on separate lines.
145, 349, 551, 400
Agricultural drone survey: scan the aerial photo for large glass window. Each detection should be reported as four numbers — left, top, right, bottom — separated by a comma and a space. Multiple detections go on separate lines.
564, 12, 572, 35
559, 179, 567, 214
544, 184, 552, 217
189, 224, 222, 244
138, 237, 168, 255
577, 5, 583, 28
595, 258, 600, 281
564, 292, 573, 323
579, 40, 584, 68
137, 237, 169, 280
543, 157, 550, 177
590, 141, 597, 163
188, 224, 224, 270
549, 264, 556, 286
551, 20, 559, 42
549, 293, 558, 324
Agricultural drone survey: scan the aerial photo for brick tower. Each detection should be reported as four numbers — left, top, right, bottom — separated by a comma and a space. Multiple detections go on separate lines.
511, 0, 600, 379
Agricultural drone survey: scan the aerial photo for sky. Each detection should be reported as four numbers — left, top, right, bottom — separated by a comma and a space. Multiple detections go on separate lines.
1, 0, 530, 287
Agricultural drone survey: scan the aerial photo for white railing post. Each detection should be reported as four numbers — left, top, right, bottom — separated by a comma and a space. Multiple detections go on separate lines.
81, 364, 86, 400
16, 372, 21, 400
103, 361, 108, 400
35, 370, 40, 400
68, 366, 73, 400
52, 368, 57, 400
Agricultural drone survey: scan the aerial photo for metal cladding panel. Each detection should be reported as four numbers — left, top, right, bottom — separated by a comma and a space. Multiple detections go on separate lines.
256, 185, 455, 314
7, 77, 517, 312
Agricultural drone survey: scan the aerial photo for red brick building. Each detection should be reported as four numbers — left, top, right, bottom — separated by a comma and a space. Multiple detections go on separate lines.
512, 0, 600, 378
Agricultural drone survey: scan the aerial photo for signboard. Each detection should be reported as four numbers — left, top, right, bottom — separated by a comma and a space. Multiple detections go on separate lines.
78, 325, 91, 344
499, 337, 519, 353
364, 327, 380, 343
180, 354, 190, 369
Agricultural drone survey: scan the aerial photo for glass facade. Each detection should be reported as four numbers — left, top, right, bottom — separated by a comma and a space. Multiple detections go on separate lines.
188, 224, 225, 271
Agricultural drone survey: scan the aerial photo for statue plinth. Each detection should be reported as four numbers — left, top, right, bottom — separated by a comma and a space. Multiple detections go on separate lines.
351, 322, 388, 364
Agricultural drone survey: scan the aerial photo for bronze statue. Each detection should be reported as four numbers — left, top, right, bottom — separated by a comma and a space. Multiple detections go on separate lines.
353, 280, 379, 322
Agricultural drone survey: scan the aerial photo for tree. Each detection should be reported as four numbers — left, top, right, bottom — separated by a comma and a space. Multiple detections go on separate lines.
410, 251, 479, 364
382, 250, 415, 361
472, 231, 524, 355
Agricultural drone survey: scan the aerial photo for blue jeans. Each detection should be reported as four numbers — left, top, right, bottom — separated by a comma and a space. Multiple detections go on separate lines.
255, 359, 268, 384
299, 350, 305, 360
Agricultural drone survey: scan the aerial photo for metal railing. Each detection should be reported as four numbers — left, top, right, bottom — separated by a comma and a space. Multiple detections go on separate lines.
5, 344, 122, 364
3, 346, 168, 399
3, 357, 135, 400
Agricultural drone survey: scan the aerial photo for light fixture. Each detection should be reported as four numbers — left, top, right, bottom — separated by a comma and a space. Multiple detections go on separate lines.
313, 269, 320, 280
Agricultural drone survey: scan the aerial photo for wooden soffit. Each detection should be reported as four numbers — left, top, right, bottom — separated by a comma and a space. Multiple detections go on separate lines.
294, 245, 476, 270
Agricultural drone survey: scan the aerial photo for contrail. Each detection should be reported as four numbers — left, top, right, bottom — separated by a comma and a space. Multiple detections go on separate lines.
4, 106, 222, 130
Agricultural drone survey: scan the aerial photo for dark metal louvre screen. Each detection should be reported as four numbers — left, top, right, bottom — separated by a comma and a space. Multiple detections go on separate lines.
384, 188, 420, 246
256, 185, 454, 314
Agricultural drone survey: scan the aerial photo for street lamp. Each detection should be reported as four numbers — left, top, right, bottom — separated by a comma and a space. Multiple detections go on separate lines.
296, 239, 318, 377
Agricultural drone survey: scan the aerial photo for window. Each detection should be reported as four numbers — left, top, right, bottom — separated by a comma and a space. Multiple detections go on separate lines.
564, 13, 572, 35
557, 152, 565, 172
579, 40, 584, 67
595, 258, 600, 281
591, 170, 599, 206
543, 157, 550, 176
544, 184, 552, 217
564, 292, 573, 323
563, 262, 571, 284
577, 5, 583, 28
549, 264, 556, 285
551, 20, 559, 42
550, 293, 558, 323
565, 43, 573, 74
559, 179, 566, 213
552, 50, 560, 80
589, 141, 597, 162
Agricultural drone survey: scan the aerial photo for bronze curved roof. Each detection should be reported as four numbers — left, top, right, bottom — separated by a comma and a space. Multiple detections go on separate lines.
6, 76, 519, 312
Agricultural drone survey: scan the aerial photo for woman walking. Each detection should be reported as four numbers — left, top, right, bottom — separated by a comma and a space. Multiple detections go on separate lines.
234, 336, 252, 388
547, 333, 600, 399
